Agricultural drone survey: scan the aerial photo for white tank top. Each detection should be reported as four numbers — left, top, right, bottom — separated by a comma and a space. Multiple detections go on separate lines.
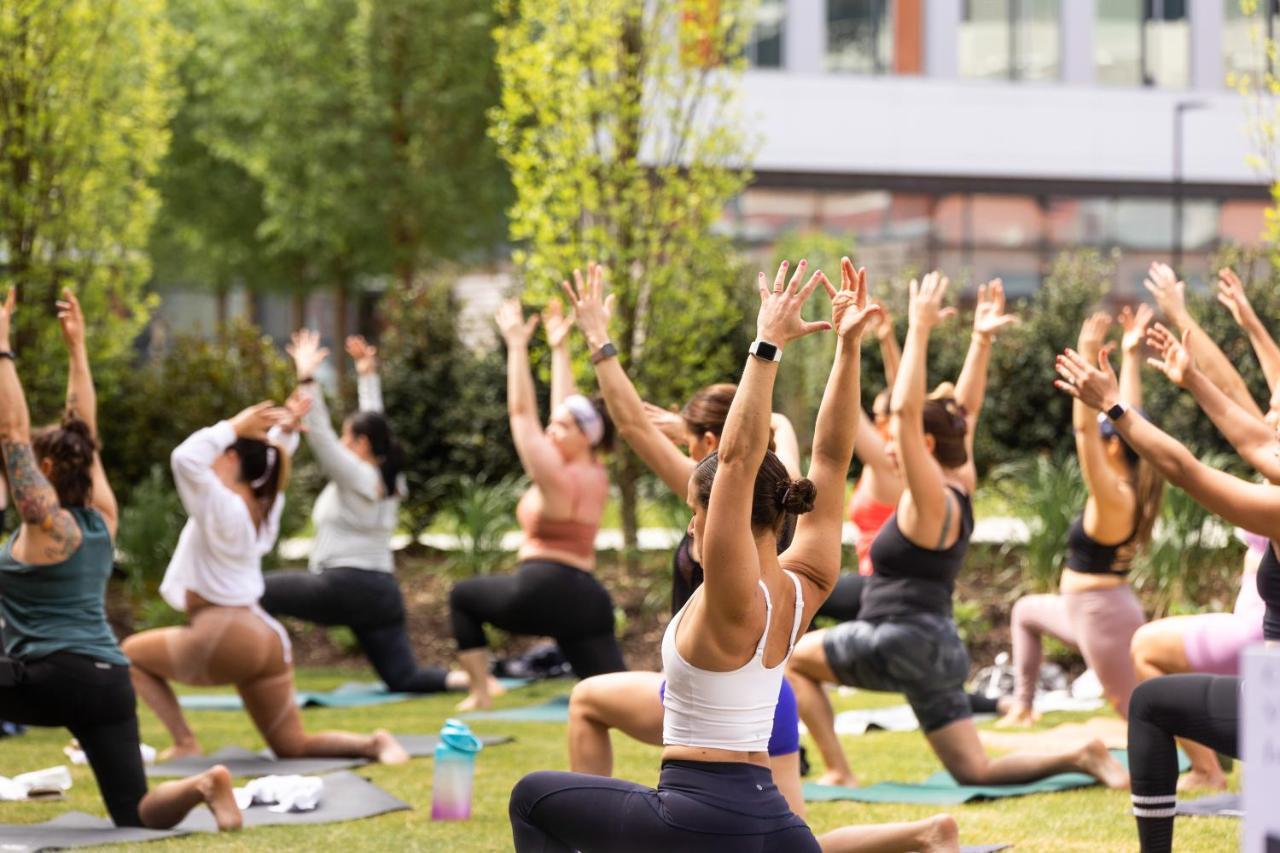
661, 570, 805, 752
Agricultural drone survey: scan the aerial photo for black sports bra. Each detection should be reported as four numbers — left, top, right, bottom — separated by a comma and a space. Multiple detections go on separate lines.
860, 486, 974, 620
1259, 541, 1280, 642
671, 533, 704, 616
1065, 515, 1136, 576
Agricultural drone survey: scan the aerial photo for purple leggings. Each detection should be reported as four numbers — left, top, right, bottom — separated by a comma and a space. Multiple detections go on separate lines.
1011, 584, 1145, 717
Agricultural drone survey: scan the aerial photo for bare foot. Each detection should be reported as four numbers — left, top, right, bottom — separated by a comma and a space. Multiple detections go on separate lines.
159, 741, 203, 762
1077, 739, 1130, 790
816, 769, 858, 788
1177, 768, 1228, 793
196, 765, 242, 832
373, 729, 410, 765
994, 705, 1039, 728
916, 813, 960, 853
487, 675, 507, 698
456, 691, 492, 712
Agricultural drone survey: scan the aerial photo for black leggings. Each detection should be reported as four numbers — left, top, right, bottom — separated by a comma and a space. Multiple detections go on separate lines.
1128, 674, 1241, 853
0, 652, 147, 827
261, 567, 450, 693
509, 760, 818, 852
450, 560, 625, 678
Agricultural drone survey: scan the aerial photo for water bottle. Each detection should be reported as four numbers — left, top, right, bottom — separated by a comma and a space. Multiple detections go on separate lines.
431, 718, 484, 820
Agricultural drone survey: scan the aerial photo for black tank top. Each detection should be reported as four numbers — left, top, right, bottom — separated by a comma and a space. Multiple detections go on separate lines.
669, 515, 798, 616
1065, 515, 1136, 575
1259, 541, 1280, 642
671, 533, 704, 616
860, 486, 974, 620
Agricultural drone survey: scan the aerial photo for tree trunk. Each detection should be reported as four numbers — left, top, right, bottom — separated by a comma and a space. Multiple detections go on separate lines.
334, 280, 352, 407
616, 450, 642, 574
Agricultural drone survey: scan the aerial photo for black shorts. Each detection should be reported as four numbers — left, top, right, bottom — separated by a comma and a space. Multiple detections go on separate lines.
822, 611, 971, 732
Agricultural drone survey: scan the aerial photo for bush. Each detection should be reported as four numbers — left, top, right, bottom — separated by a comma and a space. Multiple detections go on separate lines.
378, 274, 524, 532
991, 451, 1086, 593
116, 465, 186, 600
99, 319, 297, 507
433, 473, 523, 576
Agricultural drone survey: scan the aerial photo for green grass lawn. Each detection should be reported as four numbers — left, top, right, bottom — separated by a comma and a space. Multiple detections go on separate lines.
0, 669, 1240, 851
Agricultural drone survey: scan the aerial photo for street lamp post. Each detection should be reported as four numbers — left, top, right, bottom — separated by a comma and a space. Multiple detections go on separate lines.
1173, 99, 1207, 272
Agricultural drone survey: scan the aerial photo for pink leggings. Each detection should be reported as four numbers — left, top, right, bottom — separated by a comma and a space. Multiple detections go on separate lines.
1011, 585, 1146, 718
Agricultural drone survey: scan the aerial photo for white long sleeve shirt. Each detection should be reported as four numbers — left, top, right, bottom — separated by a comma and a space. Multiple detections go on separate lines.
301, 374, 402, 574
159, 421, 297, 611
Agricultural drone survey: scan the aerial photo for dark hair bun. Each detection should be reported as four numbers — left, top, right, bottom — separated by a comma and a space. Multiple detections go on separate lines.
775, 477, 817, 515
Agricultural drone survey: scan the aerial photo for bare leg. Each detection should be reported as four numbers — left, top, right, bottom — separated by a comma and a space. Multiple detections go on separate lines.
1131, 618, 1228, 792
788, 631, 858, 787
139, 765, 242, 831
568, 672, 664, 776
816, 814, 960, 853
926, 717, 1129, 789
456, 649, 492, 711
238, 670, 408, 764
122, 631, 201, 758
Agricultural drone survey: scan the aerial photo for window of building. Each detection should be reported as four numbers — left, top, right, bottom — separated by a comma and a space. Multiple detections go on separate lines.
1224, 0, 1280, 81
1096, 0, 1189, 87
747, 0, 785, 68
960, 0, 1061, 81
826, 0, 894, 74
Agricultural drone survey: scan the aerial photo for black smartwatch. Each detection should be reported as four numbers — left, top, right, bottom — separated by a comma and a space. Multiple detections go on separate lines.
0, 351, 13, 361
590, 341, 618, 365
749, 340, 782, 363
1105, 401, 1129, 421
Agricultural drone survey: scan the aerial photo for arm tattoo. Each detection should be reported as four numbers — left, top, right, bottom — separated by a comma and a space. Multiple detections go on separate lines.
1, 440, 80, 560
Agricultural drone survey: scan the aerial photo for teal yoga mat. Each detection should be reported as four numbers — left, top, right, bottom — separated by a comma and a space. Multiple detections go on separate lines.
461, 694, 571, 722
803, 749, 1189, 805
178, 678, 533, 711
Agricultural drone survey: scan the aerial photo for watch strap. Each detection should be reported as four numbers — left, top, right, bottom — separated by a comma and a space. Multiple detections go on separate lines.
590, 341, 619, 365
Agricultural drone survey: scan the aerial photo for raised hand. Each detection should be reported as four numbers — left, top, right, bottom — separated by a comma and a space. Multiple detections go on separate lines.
345, 335, 378, 377
1145, 323, 1195, 387
1077, 311, 1112, 360
561, 262, 616, 350
643, 401, 687, 445
281, 388, 313, 433
287, 329, 330, 380
229, 401, 288, 440
755, 259, 833, 347
829, 257, 882, 341
1118, 303, 1153, 354
907, 271, 956, 331
0, 288, 15, 351
541, 298, 576, 350
1143, 262, 1188, 325
495, 299, 539, 347
56, 289, 86, 351
1216, 267, 1258, 328
1054, 346, 1120, 412
973, 278, 1018, 340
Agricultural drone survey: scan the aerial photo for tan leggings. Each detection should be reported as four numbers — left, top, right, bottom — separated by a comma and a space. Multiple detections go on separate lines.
123, 604, 377, 759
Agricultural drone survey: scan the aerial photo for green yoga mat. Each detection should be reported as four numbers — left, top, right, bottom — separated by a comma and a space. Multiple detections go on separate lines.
803, 749, 1189, 805
178, 678, 533, 711
461, 694, 571, 722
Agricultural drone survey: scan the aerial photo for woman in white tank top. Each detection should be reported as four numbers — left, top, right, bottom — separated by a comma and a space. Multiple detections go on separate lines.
509, 260, 959, 852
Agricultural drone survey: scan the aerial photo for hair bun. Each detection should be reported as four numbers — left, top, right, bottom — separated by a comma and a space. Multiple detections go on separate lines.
775, 477, 817, 515
58, 413, 98, 456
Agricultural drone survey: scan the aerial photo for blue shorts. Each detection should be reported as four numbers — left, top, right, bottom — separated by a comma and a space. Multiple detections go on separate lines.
658, 677, 799, 757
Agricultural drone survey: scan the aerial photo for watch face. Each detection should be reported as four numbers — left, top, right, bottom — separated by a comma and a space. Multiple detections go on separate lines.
755, 341, 779, 361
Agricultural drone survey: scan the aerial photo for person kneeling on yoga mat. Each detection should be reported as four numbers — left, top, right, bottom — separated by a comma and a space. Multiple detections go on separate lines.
259, 330, 469, 694
449, 297, 625, 711
122, 398, 406, 766
0, 288, 241, 831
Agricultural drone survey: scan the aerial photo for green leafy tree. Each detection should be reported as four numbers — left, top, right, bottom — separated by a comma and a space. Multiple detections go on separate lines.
0, 0, 180, 412
489, 0, 759, 550
159, 0, 509, 339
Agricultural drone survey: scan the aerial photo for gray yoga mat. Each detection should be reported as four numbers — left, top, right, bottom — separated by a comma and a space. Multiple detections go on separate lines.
0, 812, 184, 851
0, 771, 410, 849
176, 770, 410, 830
1176, 792, 1242, 818
148, 734, 513, 778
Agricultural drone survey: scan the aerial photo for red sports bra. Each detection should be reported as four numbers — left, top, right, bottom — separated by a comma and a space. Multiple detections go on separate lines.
847, 478, 895, 576
516, 490, 598, 561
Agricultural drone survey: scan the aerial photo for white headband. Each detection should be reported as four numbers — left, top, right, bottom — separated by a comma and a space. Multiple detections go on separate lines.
250, 446, 278, 490
564, 395, 604, 448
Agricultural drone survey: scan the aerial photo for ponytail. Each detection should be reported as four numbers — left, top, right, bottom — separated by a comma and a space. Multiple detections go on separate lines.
233, 437, 291, 526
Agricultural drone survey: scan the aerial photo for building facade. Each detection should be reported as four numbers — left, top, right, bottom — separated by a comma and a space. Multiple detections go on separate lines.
731, 0, 1275, 294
